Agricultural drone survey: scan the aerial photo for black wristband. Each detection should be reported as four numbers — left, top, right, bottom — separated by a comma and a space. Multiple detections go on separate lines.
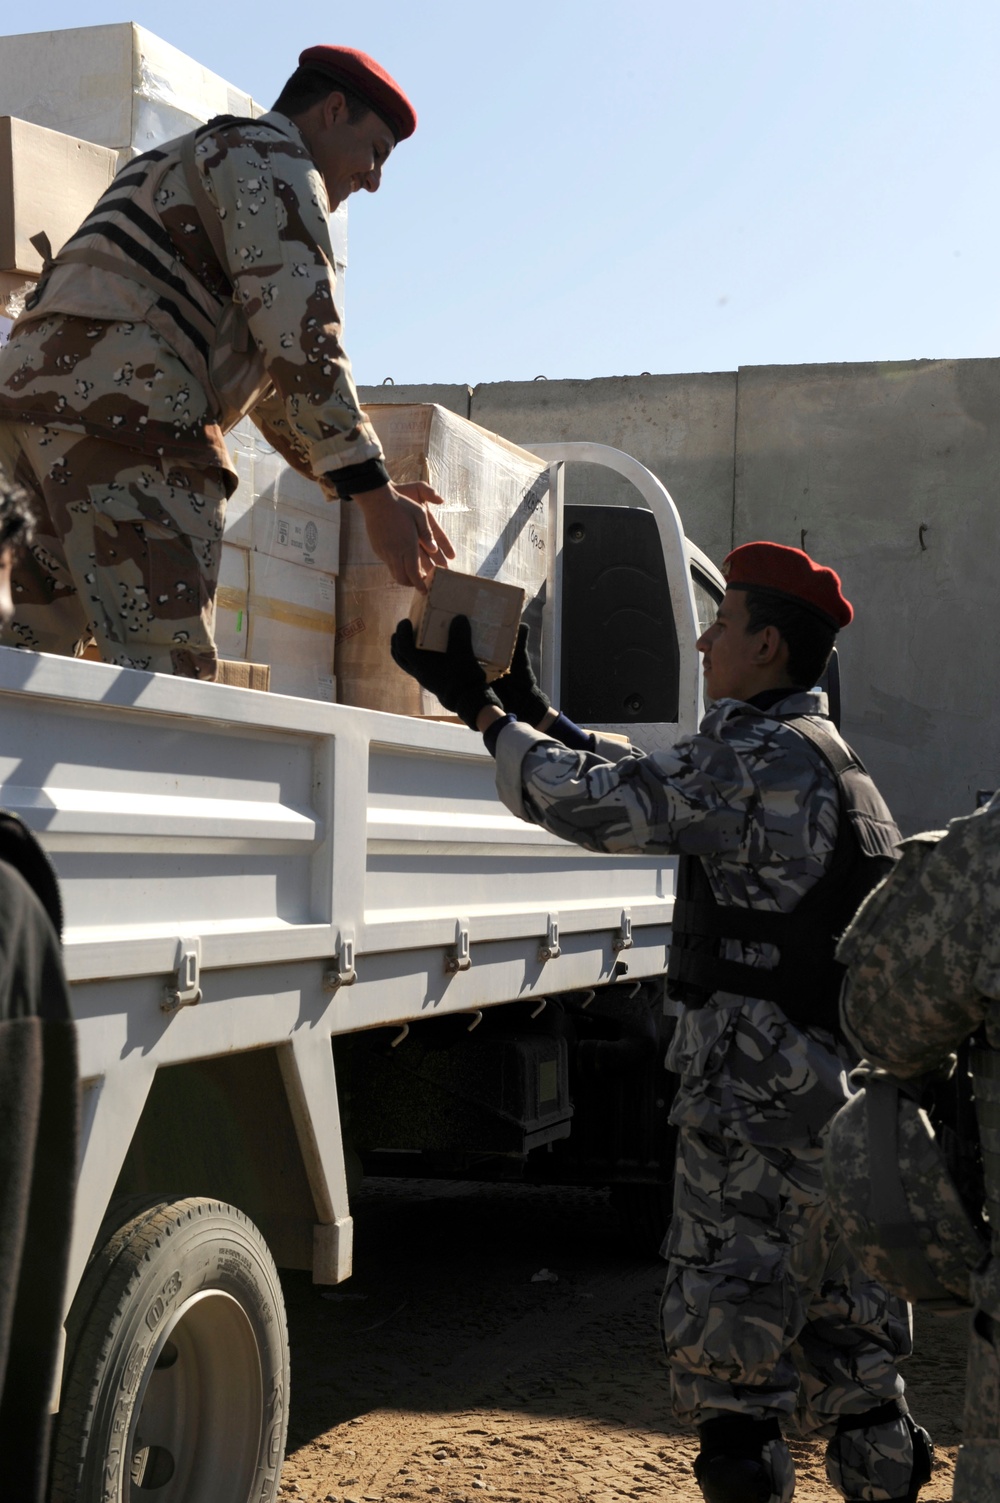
334, 457, 391, 499
483, 713, 517, 757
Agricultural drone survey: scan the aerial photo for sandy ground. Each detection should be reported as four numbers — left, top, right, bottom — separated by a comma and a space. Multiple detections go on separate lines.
278, 1180, 968, 1503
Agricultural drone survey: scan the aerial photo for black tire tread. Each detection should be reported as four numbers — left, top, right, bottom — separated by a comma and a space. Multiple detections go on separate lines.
49, 1197, 283, 1503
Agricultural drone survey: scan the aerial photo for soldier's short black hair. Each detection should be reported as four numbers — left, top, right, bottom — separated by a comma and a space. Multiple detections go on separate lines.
743, 588, 836, 689
272, 67, 371, 121
0, 479, 34, 555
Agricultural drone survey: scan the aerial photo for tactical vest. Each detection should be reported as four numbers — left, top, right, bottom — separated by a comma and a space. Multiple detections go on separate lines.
666, 712, 900, 1034
26, 115, 271, 429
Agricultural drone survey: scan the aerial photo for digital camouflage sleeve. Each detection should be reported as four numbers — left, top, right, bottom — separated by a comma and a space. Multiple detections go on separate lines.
837, 796, 1000, 1075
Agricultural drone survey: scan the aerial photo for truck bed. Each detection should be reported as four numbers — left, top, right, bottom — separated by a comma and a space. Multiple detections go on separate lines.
1, 643, 677, 1295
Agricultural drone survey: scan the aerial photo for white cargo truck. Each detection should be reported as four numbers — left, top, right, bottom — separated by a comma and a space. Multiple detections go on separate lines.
13, 444, 723, 1502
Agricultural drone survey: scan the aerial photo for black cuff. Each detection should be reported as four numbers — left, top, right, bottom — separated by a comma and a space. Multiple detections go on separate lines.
333, 457, 391, 499
483, 714, 517, 757
547, 712, 596, 752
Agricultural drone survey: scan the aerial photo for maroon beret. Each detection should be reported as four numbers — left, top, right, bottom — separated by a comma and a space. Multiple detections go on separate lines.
722, 542, 853, 629
298, 45, 417, 141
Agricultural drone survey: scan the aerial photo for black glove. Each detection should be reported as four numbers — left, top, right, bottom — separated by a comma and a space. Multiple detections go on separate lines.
492, 623, 551, 726
390, 614, 503, 730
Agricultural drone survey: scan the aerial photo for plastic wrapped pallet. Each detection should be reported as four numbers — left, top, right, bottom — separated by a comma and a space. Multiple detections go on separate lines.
335, 404, 550, 716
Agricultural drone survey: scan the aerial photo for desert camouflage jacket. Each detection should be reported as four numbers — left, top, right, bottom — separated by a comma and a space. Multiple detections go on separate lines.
495, 690, 867, 1145
838, 795, 1000, 1076
0, 111, 384, 487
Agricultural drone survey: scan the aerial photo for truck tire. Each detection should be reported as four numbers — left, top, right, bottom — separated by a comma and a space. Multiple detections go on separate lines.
49, 1197, 289, 1503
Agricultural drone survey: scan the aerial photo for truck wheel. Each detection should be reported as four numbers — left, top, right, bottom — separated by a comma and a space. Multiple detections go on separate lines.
50, 1197, 289, 1503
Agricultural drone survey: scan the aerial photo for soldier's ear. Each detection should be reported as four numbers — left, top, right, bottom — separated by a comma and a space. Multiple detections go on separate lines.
754, 624, 787, 666
323, 90, 351, 128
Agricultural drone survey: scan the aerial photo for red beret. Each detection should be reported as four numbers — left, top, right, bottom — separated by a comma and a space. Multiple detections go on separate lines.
722, 542, 853, 629
298, 45, 417, 141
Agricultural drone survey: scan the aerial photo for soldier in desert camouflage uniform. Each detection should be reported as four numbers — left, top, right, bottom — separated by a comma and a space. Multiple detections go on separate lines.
389, 547, 933, 1503
837, 796, 1000, 1502
0, 44, 453, 678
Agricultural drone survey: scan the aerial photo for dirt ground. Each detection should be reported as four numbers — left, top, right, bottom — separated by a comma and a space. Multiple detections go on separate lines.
278, 1179, 969, 1503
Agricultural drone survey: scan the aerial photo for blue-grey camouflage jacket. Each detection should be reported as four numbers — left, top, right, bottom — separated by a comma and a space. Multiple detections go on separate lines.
495, 690, 863, 1147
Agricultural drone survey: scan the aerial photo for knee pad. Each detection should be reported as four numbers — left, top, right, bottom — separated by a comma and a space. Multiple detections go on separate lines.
694, 1417, 784, 1503
827, 1401, 933, 1502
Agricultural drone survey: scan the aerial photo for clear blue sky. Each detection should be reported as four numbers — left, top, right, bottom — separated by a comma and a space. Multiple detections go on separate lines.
5, 3, 998, 385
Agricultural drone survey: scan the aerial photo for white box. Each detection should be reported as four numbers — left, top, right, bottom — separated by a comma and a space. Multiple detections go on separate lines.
246, 553, 337, 703
336, 404, 549, 715
0, 24, 260, 159
226, 419, 339, 570
0, 117, 118, 275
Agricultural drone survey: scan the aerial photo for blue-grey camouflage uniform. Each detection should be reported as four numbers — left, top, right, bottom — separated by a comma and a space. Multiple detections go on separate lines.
839, 795, 1000, 1503
494, 690, 924, 1502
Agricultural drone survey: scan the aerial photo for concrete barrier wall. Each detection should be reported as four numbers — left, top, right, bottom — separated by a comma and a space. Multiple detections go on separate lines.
360, 358, 1000, 833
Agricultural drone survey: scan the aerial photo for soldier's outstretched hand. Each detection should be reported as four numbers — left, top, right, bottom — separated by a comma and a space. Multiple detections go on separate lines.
353, 480, 455, 591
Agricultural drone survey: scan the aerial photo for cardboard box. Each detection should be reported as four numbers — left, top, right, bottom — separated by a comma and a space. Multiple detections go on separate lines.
215, 541, 249, 661
408, 570, 524, 680
0, 117, 118, 276
246, 553, 337, 703
364, 404, 549, 597
0, 24, 259, 159
216, 659, 270, 691
214, 541, 336, 702
337, 404, 549, 716
226, 420, 339, 571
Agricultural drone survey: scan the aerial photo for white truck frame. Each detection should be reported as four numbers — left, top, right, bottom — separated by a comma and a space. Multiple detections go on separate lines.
11, 445, 723, 1503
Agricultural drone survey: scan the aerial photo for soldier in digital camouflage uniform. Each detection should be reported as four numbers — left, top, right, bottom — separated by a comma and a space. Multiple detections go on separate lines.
837, 796, 1000, 1503
0, 44, 454, 678
388, 547, 933, 1503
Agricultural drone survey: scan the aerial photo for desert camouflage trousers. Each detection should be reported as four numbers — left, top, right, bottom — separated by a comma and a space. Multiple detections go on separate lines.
0, 421, 231, 678
660, 1124, 922, 1501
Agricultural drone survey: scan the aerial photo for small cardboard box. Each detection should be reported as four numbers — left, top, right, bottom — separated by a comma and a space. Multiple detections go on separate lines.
216, 659, 270, 691
0, 116, 118, 275
408, 570, 524, 680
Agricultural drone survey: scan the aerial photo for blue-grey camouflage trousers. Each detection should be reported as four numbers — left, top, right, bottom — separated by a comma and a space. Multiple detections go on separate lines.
660, 1124, 923, 1501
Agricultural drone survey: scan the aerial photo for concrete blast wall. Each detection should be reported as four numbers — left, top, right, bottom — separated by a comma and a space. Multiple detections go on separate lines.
359, 358, 1000, 835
